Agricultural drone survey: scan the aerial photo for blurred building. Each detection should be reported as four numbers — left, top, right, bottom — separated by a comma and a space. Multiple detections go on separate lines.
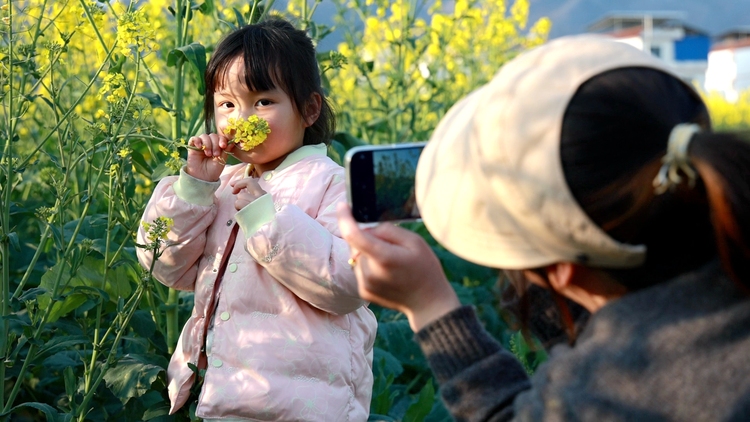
705, 28, 750, 102
587, 11, 710, 87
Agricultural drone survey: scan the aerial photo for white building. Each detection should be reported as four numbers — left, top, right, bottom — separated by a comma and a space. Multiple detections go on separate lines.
587, 12, 710, 87
705, 28, 750, 102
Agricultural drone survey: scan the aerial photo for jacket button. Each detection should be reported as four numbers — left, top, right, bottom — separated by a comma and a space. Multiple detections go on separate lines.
229, 263, 238, 273
212, 358, 223, 368
226, 219, 233, 226
263, 173, 272, 181
220, 311, 230, 321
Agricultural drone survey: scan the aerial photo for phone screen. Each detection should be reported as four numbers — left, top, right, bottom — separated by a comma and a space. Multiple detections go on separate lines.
345, 143, 426, 224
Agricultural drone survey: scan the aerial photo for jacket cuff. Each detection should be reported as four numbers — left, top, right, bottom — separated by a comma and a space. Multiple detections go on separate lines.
235, 193, 276, 238
415, 306, 502, 383
173, 167, 220, 206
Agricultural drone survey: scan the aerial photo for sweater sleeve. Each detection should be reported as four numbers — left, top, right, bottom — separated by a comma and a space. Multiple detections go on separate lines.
237, 171, 365, 315
136, 167, 219, 291
415, 306, 532, 422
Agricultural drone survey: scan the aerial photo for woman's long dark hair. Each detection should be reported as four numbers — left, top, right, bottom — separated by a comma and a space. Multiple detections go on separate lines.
560, 67, 750, 290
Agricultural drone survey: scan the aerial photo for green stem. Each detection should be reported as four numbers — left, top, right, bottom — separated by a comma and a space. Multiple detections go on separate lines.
12, 225, 51, 298
166, 288, 180, 354
83, 156, 116, 394
163, 0, 188, 353
76, 285, 146, 421
0, 0, 15, 408
78, 0, 109, 53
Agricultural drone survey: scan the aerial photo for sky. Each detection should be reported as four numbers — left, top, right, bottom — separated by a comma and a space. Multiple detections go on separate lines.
527, 0, 750, 39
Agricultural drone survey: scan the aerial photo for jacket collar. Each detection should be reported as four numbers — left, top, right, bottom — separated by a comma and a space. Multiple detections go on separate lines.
244, 143, 327, 178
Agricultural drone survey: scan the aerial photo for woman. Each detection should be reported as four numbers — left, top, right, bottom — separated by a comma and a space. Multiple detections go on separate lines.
337, 34, 750, 421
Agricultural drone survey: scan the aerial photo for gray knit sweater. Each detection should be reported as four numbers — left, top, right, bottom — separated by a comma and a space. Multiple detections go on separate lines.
416, 261, 750, 421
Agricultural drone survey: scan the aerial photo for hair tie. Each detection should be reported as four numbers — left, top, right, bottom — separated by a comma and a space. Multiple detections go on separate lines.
653, 123, 700, 195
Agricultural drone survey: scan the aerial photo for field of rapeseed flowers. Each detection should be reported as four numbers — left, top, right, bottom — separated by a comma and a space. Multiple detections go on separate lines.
1, 0, 748, 420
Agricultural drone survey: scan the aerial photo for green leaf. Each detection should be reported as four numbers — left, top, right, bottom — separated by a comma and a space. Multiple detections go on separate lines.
62, 215, 108, 246
333, 131, 367, 149
142, 401, 172, 420
18, 287, 46, 302
370, 371, 398, 416
36, 292, 88, 324
8, 232, 20, 251
3, 402, 61, 421
129, 310, 157, 338
40, 257, 135, 305
404, 381, 436, 421
327, 140, 347, 165
138, 92, 174, 112
373, 347, 403, 379
231, 7, 246, 27
151, 162, 180, 181
367, 414, 397, 421
376, 320, 425, 369
167, 43, 207, 95
104, 354, 165, 404
44, 350, 86, 372
63, 366, 76, 400
130, 149, 154, 177
197, 0, 214, 14
34, 335, 89, 364
434, 248, 496, 284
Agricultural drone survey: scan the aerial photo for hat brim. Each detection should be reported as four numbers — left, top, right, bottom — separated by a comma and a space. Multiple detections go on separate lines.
415, 35, 671, 270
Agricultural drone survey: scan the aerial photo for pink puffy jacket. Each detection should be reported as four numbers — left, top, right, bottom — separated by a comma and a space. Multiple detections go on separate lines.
137, 144, 377, 421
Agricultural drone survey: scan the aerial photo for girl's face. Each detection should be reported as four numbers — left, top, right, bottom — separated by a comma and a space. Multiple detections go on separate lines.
214, 57, 311, 174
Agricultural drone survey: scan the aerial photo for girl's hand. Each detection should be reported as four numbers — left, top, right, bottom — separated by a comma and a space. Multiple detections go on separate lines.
186, 133, 235, 182
231, 177, 267, 210
336, 203, 461, 332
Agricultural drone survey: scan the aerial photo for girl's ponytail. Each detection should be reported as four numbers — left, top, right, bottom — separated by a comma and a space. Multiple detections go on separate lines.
691, 132, 750, 289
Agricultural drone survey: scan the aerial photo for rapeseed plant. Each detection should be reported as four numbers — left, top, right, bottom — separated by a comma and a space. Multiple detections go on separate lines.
225, 115, 272, 151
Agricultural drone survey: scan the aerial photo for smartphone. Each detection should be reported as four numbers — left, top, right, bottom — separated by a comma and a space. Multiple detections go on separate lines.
344, 142, 426, 225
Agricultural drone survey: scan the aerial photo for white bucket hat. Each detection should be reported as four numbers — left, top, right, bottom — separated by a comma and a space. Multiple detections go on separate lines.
415, 34, 680, 270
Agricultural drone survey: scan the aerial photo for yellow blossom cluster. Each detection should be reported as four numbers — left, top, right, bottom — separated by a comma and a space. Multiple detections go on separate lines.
98, 73, 128, 104
702, 90, 750, 130
141, 216, 174, 244
327, 0, 551, 144
225, 115, 271, 151
117, 146, 133, 158
159, 144, 184, 173
116, 9, 159, 59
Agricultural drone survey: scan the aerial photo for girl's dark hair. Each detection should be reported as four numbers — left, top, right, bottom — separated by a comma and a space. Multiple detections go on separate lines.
203, 16, 335, 145
560, 67, 750, 290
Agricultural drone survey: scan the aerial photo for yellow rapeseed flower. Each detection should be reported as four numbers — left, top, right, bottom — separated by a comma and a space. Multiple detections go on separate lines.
117, 146, 132, 158
116, 8, 157, 59
98, 73, 128, 103
225, 115, 271, 151
141, 216, 174, 243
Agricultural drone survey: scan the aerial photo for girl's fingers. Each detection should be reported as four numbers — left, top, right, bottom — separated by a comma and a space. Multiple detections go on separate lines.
231, 178, 254, 193
231, 178, 266, 199
189, 134, 226, 157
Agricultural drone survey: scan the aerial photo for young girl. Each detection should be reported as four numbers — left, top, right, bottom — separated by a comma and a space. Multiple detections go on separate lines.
137, 17, 377, 421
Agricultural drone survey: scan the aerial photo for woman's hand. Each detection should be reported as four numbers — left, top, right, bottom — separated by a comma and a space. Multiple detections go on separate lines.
186, 133, 235, 182
336, 203, 461, 332
231, 177, 267, 210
